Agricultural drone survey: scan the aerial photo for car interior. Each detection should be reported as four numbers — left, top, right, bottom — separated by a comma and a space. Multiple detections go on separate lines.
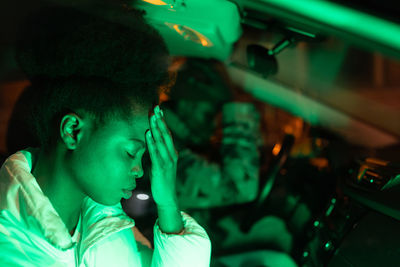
1, 0, 400, 266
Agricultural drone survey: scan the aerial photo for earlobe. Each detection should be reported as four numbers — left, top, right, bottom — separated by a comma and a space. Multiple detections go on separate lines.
60, 113, 84, 150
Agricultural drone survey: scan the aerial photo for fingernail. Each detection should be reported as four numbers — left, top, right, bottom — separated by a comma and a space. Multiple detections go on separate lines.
154, 106, 161, 118
160, 109, 164, 117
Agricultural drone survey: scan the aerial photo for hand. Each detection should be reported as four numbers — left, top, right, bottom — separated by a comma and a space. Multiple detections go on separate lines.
145, 105, 179, 207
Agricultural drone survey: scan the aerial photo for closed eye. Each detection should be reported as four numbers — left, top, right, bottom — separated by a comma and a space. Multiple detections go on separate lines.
127, 151, 138, 159
127, 148, 146, 159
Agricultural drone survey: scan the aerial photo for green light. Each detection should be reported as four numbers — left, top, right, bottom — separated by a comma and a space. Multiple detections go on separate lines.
370, 179, 374, 183
286, 26, 316, 38
265, 0, 400, 51
324, 241, 332, 250
325, 199, 336, 217
303, 251, 309, 258
313, 220, 320, 227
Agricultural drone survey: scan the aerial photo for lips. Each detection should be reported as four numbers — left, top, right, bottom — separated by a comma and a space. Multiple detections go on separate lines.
122, 189, 133, 199
124, 185, 136, 191
121, 182, 136, 199
123, 182, 136, 191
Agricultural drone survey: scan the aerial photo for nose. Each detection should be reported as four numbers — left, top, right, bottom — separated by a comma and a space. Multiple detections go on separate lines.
131, 164, 144, 179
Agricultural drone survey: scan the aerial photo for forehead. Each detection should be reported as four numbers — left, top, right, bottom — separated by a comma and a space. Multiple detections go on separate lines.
97, 110, 149, 143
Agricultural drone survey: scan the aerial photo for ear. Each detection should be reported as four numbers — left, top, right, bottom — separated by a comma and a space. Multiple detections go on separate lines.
59, 113, 85, 150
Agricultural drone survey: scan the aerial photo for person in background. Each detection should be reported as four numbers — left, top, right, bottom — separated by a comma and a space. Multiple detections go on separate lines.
161, 58, 261, 209
0, 6, 210, 266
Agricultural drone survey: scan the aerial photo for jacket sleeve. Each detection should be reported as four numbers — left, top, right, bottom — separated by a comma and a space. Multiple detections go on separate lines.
151, 212, 211, 267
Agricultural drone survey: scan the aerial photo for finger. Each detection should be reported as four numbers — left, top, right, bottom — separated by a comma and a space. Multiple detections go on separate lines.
150, 114, 169, 163
145, 129, 161, 167
155, 108, 177, 159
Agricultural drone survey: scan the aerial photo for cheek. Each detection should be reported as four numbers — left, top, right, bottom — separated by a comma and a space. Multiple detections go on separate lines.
91, 150, 129, 183
72, 147, 129, 200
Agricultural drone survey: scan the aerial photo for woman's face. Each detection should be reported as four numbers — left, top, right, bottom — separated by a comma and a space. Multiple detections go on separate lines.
67, 111, 149, 206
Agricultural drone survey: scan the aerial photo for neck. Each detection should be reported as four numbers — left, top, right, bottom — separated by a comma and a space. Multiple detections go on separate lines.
32, 147, 85, 233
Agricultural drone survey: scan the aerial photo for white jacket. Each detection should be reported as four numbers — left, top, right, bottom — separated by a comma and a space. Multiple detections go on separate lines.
0, 149, 211, 266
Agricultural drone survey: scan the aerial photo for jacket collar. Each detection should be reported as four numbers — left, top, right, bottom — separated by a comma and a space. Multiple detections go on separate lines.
0, 149, 134, 253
